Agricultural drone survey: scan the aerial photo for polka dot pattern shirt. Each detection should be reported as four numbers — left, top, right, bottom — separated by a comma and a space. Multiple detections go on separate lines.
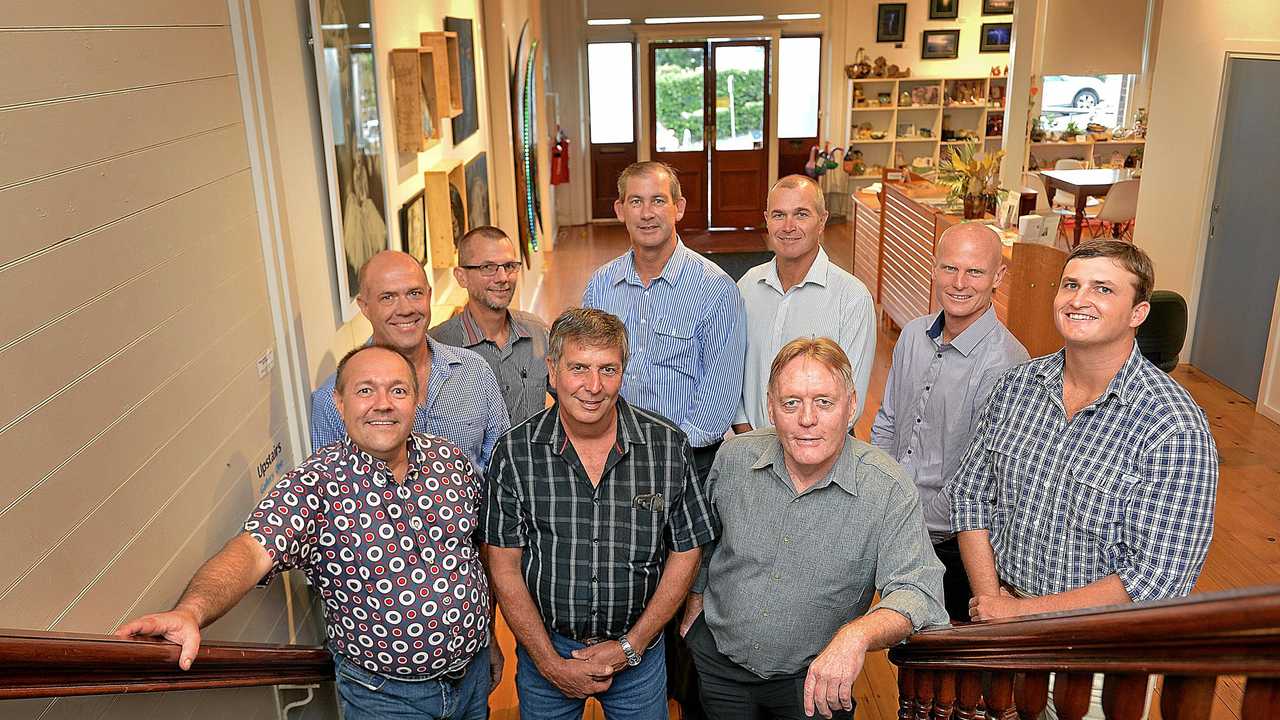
244, 433, 489, 679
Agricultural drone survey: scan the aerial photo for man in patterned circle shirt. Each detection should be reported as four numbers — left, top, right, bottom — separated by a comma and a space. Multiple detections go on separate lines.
118, 345, 499, 720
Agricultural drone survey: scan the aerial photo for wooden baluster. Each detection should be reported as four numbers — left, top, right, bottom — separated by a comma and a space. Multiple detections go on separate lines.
899, 667, 917, 720
1052, 672, 1093, 720
914, 669, 936, 720
1014, 672, 1050, 719
987, 672, 1015, 719
955, 671, 982, 720
1100, 673, 1148, 720
933, 670, 957, 720
1159, 675, 1215, 720
1241, 678, 1280, 720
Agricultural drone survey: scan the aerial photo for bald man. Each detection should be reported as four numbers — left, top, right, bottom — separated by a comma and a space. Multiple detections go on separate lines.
870, 222, 1028, 622
310, 251, 510, 470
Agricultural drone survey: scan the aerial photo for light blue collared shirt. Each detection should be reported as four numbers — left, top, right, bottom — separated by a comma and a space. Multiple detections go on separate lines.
583, 239, 747, 447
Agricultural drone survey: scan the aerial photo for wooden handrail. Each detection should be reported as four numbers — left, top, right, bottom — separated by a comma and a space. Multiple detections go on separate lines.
888, 586, 1280, 719
0, 628, 333, 700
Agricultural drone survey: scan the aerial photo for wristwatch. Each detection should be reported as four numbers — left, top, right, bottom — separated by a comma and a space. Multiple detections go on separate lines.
617, 634, 643, 667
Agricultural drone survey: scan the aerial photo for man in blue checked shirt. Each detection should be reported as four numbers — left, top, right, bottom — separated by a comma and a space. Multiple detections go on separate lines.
584, 160, 746, 719
948, 240, 1218, 719
310, 251, 510, 471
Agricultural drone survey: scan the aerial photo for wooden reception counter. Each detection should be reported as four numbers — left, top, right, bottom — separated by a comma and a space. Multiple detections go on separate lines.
849, 176, 1066, 357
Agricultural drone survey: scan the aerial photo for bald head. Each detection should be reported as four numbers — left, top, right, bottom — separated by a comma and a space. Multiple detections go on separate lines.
932, 222, 1007, 333
358, 250, 429, 296
355, 250, 432, 354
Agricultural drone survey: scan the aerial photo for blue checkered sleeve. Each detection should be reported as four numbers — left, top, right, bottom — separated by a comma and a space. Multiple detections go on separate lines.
1117, 427, 1219, 601
947, 376, 1004, 532
309, 378, 344, 452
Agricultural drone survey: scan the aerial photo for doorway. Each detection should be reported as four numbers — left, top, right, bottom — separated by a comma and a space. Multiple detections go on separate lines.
1190, 56, 1280, 401
649, 39, 771, 232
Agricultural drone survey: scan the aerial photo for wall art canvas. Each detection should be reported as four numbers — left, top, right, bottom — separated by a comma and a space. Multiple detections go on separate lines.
465, 152, 491, 229
399, 190, 426, 265
983, 0, 1014, 14
980, 22, 1012, 52
445, 16, 480, 143
877, 3, 907, 43
929, 0, 959, 20
922, 29, 961, 59
310, 0, 389, 318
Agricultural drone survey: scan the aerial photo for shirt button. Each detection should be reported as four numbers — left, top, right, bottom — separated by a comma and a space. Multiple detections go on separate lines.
753, 642, 761, 650
592, 538, 599, 545
591, 576, 599, 583
782, 536, 791, 543
411, 518, 423, 530
640, 318, 647, 324
907, 449, 913, 455
925, 385, 930, 391
772, 573, 781, 580
936, 353, 943, 359
916, 418, 922, 424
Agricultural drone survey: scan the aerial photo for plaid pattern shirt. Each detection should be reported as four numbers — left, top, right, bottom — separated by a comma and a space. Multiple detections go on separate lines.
948, 343, 1219, 602
482, 398, 717, 641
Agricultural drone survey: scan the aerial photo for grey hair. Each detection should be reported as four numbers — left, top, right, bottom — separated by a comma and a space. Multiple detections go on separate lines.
548, 307, 630, 370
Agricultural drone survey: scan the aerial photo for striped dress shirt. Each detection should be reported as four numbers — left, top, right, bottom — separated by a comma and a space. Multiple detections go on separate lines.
482, 398, 718, 641
309, 336, 511, 470
583, 239, 747, 448
430, 307, 550, 427
948, 343, 1219, 602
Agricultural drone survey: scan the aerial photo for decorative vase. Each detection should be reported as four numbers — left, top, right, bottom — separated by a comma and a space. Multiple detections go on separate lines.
963, 195, 985, 219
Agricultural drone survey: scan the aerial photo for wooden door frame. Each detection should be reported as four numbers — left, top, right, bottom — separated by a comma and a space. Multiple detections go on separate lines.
708, 38, 772, 229
587, 40, 640, 221
648, 40, 711, 231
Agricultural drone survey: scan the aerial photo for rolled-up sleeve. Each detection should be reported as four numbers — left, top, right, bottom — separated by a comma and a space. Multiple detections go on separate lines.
666, 442, 719, 552
1116, 426, 1219, 601
870, 482, 948, 630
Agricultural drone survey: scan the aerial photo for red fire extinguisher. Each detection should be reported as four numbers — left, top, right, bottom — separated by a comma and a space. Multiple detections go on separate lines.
551, 126, 570, 185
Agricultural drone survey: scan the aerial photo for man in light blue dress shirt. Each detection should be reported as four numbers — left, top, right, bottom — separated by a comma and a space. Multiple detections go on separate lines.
733, 175, 876, 434
583, 161, 746, 480
310, 251, 510, 471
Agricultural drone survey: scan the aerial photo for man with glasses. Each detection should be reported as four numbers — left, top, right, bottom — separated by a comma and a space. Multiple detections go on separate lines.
432, 226, 550, 427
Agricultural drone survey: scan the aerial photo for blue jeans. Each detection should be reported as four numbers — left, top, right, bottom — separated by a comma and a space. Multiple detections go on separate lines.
515, 633, 667, 720
335, 652, 490, 720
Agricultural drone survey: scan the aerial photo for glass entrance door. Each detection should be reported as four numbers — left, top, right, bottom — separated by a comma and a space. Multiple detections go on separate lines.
651, 43, 708, 232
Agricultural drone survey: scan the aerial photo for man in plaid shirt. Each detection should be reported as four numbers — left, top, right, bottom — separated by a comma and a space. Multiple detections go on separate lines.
949, 240, 1218, 620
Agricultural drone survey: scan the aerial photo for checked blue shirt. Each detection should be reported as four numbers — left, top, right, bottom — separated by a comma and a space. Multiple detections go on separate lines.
310, 336, 510, 470
583, 239, 746, 448
947, 343, 1219, 602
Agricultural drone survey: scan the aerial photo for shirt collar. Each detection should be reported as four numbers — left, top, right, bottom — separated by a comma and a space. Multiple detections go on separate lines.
529, 398, 647, 452
458, 306, 531, 347
749, 431, 859, 497
1034, 341, 1144, 407
425, 334, 465, 369
611, 237, 692, 287
761, 246, 831, 294
927, 305, 1000, 357
342, 434, 426, 487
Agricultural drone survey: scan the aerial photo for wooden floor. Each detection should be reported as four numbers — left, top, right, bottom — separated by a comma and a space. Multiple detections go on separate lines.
493, 222, 1280, 720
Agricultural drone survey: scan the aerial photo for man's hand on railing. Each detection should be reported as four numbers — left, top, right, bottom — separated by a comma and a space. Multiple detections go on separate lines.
114, 607, 203, 671
968, 586, 1022, 621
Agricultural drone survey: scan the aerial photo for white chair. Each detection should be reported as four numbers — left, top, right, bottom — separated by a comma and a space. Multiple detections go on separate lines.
1089, 178, 1141, 240
1051, 158, 1092, 209
1021, 172, 1051, 211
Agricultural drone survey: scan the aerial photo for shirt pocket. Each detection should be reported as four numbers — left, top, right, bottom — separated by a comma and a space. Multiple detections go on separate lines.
651, 321, 697, 378
1068, 465, 1139, 545
802, 521, 876, 610
985, 426, 1032, 516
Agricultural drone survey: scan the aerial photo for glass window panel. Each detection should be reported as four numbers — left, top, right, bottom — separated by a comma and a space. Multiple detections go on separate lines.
587, 43, 635, 144
654, 46, 705, 152
714, 45, 765, 150
778, 37, 821, 138
1039, 74, 1136, 132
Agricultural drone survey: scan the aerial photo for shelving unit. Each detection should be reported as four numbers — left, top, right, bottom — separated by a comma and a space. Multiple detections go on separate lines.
844, 76, 1008, 189
1026, 138, 1146, 171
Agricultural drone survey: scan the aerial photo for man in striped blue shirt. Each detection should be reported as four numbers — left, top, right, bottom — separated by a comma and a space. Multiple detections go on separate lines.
583, 161, 747, 481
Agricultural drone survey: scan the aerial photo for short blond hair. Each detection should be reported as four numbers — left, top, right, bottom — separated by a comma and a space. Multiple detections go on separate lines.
768, 174, 827, 216
767, 337, 854, 396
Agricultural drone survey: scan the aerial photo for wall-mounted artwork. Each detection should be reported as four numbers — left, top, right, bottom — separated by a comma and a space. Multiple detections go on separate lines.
465, 152, 491, 229
390, 47, 441, 153
419, 31, 463, 122
980, 22, 1012, 52
877, 4, 907, 43
424, 161, 467, 268
510, 21, 542, 260
445, 16, 480, 143
929, 0, 959, 20
982, 0, 1014, 14
399, 190, 426, 265
310, 0, 389, 318
922, 29, 961, 59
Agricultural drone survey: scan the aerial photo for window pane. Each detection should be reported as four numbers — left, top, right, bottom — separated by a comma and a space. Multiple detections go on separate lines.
588, 43, 635, 144
778, 37, 821, 138
714, 45, 765, 150
1039, 74, 1134, 131
654, 46, 705, 152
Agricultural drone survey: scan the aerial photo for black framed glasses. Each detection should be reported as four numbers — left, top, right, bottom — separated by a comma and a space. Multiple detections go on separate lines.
460, 261, 522, 277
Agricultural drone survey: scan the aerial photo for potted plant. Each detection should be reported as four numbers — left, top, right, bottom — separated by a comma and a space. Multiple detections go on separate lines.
1030, 116, 1046, 142
937, 142, 1007, 219
1064, 121, 1082, 143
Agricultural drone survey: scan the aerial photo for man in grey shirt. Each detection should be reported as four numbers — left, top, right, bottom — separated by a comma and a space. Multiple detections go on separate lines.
870, 222, 1028, 622
431, 226, 550, 427
684, 337, 946, 720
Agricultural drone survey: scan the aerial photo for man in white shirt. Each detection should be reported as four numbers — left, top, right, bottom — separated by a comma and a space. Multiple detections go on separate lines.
733, 175, 876, 433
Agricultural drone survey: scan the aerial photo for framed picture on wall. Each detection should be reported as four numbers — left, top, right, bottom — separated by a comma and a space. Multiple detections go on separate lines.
444, 16, 480, 143
876, 3, 907, 43
399, 190, 427, 266
983, 0, 1014, 15
921, 29, 961, 59
929, 0, 959, 21
980, 23, 1012, 52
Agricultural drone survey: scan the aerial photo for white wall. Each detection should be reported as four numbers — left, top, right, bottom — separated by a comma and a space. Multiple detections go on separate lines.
1134, 0, 1280, 407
